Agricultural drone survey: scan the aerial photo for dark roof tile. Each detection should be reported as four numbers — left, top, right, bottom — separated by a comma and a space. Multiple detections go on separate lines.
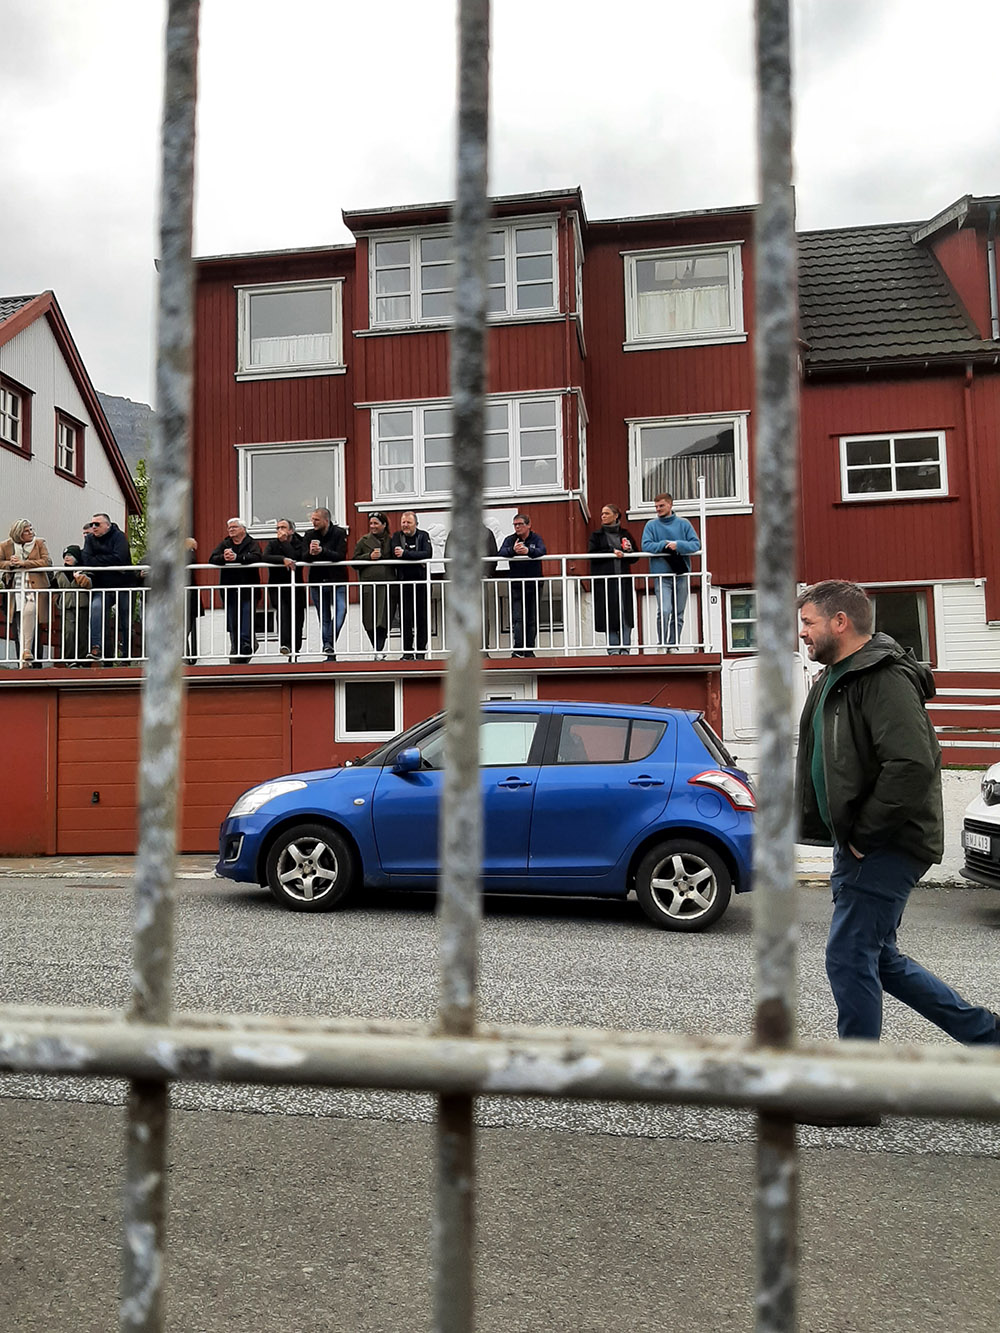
798, 226, 993, 367
0, 294, 40, 324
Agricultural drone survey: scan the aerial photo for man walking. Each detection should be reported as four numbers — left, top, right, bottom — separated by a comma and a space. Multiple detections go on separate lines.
797, 581, 998, 1116
640, 493, 700, 648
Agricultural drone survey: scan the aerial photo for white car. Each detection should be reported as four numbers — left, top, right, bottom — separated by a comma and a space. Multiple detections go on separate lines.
961, 762, 1000, 889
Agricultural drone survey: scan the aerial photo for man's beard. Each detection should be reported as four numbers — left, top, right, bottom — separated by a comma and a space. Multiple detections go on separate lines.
808, 630, 838, 664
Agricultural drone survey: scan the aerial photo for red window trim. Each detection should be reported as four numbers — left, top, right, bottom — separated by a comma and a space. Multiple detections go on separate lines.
0, 373, 32, 459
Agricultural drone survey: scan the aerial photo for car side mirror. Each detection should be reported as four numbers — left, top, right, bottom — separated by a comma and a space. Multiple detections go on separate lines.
393, 747, 422, 774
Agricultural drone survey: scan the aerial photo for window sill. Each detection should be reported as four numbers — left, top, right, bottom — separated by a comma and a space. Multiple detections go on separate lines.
55, 467, 86, 488
626, 503, 753, 522
366, 488, 569, 511
0, 437, 31, 459
834, 494, 956, 508
356, 311, 566, 337
235, 365, 346, 382
623, 332, 747, 352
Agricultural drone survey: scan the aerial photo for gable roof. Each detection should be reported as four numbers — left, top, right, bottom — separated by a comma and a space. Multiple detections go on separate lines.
0, 291, 141, 512
797, 223, 996, 371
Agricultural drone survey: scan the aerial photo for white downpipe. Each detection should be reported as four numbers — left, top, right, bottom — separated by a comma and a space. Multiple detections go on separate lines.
697, 475, 712, 651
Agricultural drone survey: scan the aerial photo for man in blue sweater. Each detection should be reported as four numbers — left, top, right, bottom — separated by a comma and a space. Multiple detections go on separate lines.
640, 492, 701, 648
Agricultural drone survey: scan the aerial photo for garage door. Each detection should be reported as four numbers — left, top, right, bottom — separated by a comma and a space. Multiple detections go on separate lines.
57, 686, 290, 854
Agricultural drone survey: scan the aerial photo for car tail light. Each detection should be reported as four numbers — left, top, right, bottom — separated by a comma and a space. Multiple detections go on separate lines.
689, 769, 756, 810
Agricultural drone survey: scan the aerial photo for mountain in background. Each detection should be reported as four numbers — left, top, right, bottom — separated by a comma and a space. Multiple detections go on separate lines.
98, 392, 154, 477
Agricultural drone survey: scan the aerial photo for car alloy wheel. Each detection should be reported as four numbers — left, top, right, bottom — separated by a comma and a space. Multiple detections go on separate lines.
635, 838, 732, 932
265, 823, 355, 912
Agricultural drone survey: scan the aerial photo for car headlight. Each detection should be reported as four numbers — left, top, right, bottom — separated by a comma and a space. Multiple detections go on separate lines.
227, 779, 307, 818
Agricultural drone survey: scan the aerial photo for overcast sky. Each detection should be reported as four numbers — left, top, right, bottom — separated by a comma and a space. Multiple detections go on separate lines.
2, 0, 998, 405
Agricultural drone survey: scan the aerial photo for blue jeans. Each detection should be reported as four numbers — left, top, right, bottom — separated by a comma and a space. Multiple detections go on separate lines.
89, 588, 132, 658
652, 573, 688, 646
310, 583, 347, 652
826, 843, 999, 1042
223, 585, 255, 659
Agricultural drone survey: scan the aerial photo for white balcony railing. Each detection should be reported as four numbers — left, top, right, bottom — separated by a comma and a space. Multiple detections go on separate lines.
0, 556, 712, 668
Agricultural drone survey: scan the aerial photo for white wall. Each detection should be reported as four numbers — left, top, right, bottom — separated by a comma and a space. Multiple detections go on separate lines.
0, 315, 129, 555
937, 581, 1000, 670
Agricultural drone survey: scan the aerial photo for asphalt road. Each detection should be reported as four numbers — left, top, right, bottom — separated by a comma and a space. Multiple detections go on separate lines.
3, 876, 1000, 1330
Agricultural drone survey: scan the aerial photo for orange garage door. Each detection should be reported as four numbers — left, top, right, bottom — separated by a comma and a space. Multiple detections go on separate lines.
57, 686, 291, 854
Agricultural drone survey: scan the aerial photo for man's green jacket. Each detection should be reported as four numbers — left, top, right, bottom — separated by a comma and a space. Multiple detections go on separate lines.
796, 632, 943, 864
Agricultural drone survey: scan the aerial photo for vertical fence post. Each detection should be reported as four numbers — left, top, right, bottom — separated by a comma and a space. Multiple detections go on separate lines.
752, 1, 800, 1331
120, 3, 199, 1330
435, 1, 490, 1330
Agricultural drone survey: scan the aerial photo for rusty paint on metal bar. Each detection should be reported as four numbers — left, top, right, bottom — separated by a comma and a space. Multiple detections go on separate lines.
436, 2, 491, 1330
121, 2, 200, 1330
753, 1, 800, 1330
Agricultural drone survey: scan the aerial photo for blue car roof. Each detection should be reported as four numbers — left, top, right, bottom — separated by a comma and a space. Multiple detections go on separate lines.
481, 700, 698, 722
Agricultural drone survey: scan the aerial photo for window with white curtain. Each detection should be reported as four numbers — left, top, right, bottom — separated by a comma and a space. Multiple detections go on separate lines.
370, 219, 558, 328
372, 395, 563, 502
624, 243, 745, 348
237, 281, 344, 378
238, 440, 344, 534
629, 412, 749, 513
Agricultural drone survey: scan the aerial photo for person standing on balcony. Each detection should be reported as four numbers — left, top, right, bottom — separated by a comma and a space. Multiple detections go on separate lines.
641, 492, 700, 650
354, 512, 395, 659
391, 511, 432, 659
498, 514, 546, 658
796, 580, 1000, 1126
262, 518, 306, 659
588, 503, 640, 654
54, 544, 92, 667
0, 519, 52, 667
304, 507, 348, 661
209, 518, 262, 665
444, 521, 500, 650
81, 512, 134, 665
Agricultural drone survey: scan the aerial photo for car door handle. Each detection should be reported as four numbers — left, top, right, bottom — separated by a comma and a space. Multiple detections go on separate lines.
497, 777, 532, 789
628, 776, 664, 787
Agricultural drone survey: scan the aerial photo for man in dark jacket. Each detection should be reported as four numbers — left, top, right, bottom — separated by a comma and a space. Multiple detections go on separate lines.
797, 581, 998, 1102
262, 518, 306, 658
391, 511, 432, 658
497, 514, 546, 657
209, 518, 262, 664
82, 512, 134, 663
304, 507, 348, 661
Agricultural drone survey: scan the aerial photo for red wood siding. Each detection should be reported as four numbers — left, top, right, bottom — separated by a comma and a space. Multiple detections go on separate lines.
0, 690, 57, 854
798, 374, 972, 585
929, 228, 991, 338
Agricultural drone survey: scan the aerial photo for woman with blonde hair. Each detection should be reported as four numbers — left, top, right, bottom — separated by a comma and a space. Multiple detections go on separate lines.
0, 519, 53, 667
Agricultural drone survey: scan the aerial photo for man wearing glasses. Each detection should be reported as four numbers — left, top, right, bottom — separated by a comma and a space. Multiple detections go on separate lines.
82, 513, 134, 664
497, 514, 546, 658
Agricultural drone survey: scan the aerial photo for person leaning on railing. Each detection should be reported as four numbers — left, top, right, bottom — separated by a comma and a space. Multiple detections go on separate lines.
53, 544, 92, 667
82, 512, 135, 665
209, 518, 262, 666
587, 503, 640, 655
0, 518, 52, 668
261, 519, 307, 659
391, 511, 432, 660
353, 512, 395, 659
497, 514, 546, 658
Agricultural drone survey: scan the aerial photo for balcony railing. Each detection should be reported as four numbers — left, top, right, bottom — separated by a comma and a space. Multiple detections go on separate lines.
0, 555, 713, 668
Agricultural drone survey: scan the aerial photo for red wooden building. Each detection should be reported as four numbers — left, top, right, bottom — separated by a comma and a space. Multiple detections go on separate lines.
4, 188, 999, 854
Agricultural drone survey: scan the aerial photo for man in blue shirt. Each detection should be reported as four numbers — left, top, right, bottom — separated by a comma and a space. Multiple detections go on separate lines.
640, 492, 700, 648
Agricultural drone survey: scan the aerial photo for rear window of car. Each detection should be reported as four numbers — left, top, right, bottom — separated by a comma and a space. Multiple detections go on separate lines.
554, 715, 666, 764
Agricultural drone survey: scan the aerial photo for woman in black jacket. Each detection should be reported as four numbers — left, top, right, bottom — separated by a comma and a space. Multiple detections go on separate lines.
587, 503, 639, 654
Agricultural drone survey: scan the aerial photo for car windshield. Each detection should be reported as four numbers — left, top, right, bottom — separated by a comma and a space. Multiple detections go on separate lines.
347, 713, 444, 767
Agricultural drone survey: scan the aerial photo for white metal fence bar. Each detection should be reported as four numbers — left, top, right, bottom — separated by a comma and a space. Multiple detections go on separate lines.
752, 2, 800, 1330
436, 2, 490, 1330
121, 1, 199, 1329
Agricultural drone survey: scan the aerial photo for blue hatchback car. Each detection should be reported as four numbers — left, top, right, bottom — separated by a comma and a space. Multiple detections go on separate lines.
216, 700, 755, 931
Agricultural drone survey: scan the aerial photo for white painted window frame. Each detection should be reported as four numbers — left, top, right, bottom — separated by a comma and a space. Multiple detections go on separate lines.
626, 410, 751, 517
839, 430, 948, 502
334, 677, 403, 742
367, 217, 559, 330
370, 392, 565, 505
56, 415, 78, 474
0, 381, 23, 447
236, 438, 346, 537
725, 588, 758, 654
236, 279, 345, 380
623, 241, 746, 350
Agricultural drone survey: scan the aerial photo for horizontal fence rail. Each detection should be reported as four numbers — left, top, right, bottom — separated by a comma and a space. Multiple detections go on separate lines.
0, 557, 709, 666
3, 1006, 1000, 1118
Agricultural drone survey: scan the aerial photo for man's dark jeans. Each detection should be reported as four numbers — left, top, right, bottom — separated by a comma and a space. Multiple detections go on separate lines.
826, 842, 999, 1043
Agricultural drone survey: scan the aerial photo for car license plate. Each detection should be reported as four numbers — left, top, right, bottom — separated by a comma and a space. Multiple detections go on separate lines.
964, 829, 992, 854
